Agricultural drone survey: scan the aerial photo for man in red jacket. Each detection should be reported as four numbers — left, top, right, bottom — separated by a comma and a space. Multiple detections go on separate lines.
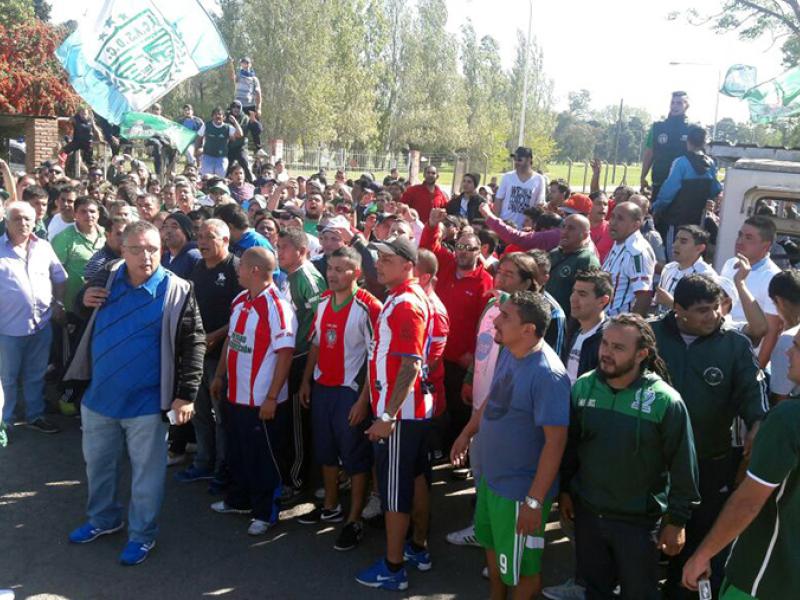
421, 207, 493, 456
400, 166, 448, 223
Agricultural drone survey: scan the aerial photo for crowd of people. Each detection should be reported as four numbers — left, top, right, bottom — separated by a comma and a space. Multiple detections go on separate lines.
1, 79, 799, 600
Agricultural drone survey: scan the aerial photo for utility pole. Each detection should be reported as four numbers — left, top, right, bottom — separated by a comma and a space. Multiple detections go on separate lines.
517, 0, 533, 147
611, 98, 623, 184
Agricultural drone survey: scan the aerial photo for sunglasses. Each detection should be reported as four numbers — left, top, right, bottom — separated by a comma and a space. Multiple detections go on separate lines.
455, 243, 480, 252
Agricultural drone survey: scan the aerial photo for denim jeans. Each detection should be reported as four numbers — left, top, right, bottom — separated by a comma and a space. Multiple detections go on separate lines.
0, 323, 52, 422
191, 356, 225, 474
200, 155, 228, 177
81, 405, 168, 543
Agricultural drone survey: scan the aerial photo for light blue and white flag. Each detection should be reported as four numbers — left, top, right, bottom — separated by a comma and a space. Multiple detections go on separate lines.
56, 0, 228, 124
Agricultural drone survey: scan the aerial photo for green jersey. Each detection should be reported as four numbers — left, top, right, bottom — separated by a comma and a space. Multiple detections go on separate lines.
563, 370, 700, 525
286, 261, 326, 356
724, 397, 800, 600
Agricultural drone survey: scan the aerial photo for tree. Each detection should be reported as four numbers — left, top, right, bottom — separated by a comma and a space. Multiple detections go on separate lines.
568, 89, 592, 119
671, 1, 800, 66
0, 19, 80, 115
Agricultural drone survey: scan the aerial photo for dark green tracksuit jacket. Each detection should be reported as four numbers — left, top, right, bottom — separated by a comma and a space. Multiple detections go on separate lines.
651, 313, 768, 461
562, 370, 700, 526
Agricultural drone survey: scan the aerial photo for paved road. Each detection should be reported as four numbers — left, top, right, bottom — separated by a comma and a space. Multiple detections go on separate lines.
1, 412, 573, 600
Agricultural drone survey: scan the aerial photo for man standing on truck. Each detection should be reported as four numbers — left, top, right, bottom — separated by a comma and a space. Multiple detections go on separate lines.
641, 91, 691, 200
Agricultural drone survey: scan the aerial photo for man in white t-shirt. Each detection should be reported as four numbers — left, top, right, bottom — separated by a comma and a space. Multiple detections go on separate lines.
47, 185, 77, 239
720, 215, 782, 368
656, 225, 716, 313
494, 146, 546, 228
446, 252, 539, 547
767, 269, 800, 402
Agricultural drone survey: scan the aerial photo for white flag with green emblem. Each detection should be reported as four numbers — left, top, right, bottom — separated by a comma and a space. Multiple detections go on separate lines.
56, 0, 228, 124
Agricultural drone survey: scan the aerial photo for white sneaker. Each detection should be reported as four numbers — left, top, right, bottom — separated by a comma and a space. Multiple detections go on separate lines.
247, 519, 272, 535
315, 486, 325, 500
542, 578, 586, 600
361, 492, 382, 520
446, 524, 480, 547
210, 501, 250, 515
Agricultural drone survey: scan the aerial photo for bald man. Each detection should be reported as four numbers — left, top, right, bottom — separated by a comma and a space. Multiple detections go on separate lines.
210, 246, 298, 536
602, 202, 657, 315
545, 214, 600, 320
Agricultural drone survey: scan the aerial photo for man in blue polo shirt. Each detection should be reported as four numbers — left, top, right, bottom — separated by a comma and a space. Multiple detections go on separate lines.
65, 221, 205, 566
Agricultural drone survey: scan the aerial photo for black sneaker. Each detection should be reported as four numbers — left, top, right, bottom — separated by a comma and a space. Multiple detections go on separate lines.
297, 505, 344, 525
334, 521, 364, 551
26, 417, 60, 434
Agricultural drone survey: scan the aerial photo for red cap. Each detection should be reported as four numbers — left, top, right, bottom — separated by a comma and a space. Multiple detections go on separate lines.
561, 193, 592, 215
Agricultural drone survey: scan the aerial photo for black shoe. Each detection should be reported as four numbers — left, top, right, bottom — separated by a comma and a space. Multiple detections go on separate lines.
334, 521, 364, 551
297, 505, 344, 525
451, 468, 472, 481
26, 417, 60, 434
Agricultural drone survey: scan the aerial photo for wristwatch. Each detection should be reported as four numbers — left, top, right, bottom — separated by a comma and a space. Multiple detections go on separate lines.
524, 495, 543, 510
380, 412, 394, 423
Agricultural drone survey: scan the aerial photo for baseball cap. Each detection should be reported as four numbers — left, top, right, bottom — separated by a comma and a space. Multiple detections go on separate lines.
321, 215, 351, 234
510, 146, 533, 159
372, 235, 418, 264
377, 212, 401, 224
560, 193, 592, 215
306, 179, 325, 195
716, 276, 740, 306
209, 181, 230, 195
273, 205, 305, 220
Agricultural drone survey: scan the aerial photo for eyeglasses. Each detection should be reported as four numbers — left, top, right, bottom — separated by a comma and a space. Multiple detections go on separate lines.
124, 245, 160, 256
455, 244, 480, 252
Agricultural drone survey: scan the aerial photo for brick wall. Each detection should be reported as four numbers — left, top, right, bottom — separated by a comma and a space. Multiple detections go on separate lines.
24, 117, 59, 173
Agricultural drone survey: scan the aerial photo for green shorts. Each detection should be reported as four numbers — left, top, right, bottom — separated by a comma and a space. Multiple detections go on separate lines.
720, 580, 757, 600
474, 477, 551, 587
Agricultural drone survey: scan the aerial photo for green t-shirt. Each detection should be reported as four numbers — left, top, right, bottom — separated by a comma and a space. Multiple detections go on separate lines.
287, 261, 327, 356
724, 397, 800, 599
303, 219, 319, 236
51, 225, 106, 312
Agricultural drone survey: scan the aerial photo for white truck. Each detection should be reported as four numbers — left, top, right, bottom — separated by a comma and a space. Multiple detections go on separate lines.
709, 143, 800, 271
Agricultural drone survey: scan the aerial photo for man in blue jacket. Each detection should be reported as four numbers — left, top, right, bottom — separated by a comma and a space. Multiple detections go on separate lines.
652, 126, 722, 260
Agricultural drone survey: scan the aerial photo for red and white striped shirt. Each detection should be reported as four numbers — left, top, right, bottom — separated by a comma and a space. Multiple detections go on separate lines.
226, 284, 297, 407
311, 288, 382, 390
426, 289, 449, 417
369, 279, 434, 420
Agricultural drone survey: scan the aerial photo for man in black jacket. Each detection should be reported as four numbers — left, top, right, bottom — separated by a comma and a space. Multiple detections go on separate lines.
561, 268, 611, 384
446, 172, 485, 222
64, 221, 205, 566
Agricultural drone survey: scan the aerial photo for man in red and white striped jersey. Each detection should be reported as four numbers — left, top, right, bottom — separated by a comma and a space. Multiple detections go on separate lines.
209, 247, 297, 536
297, 246, 382, 551
355, 236, 435, 592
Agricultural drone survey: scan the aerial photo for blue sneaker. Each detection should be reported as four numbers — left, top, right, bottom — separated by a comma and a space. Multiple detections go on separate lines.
355, 558, 408, 591
119, 540, 156, 566
403, 542, 432, 571
174, 466, 214, 482
68, 522, 124, 544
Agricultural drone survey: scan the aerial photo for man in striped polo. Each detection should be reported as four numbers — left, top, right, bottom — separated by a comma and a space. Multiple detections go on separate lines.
602, 201, 656, 316
297, 246, 382, 551
355, 236, 434, 592
209, 248, 297, 536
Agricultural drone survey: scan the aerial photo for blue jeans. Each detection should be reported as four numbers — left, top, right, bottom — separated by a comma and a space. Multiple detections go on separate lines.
0, 323, 52, 422
81, 405, 168, 543
200, 155, 228, 177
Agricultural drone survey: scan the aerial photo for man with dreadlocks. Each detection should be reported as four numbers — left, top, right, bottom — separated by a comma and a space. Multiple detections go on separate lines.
650, 274, 768, 599
559, 313, 699, 599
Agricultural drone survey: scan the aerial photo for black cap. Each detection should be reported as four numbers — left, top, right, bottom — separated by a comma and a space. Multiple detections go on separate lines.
510, 146, 533, 159
376, 212, 401, 225
230, 100, 242, 109
273, 205, 304, 220
372, 235, 418, 264
165, 212, 195, 241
